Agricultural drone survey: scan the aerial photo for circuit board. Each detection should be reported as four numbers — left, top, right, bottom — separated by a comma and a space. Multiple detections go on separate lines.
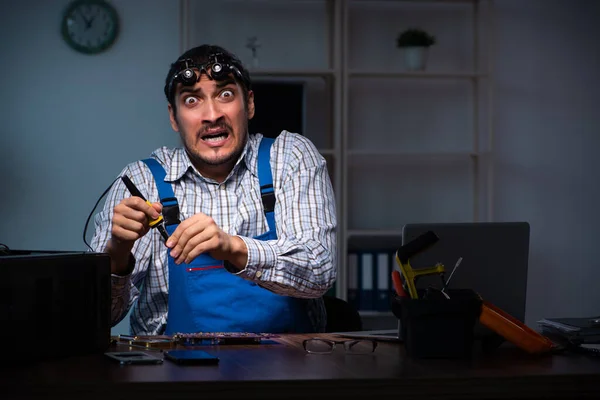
173, 332, 280, 345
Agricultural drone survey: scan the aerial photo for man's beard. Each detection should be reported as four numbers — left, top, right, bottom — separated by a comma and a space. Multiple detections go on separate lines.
182, 122, 248, 167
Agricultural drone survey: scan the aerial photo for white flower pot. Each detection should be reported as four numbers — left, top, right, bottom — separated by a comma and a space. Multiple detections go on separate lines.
402, 46, 429, 71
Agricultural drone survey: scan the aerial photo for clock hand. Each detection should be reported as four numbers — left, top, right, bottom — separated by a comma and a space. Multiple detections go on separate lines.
76, 8, 93, 30
86, 15, 96, 30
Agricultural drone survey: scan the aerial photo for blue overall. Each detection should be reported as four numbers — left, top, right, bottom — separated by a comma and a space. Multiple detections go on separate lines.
142, 138, 312, 334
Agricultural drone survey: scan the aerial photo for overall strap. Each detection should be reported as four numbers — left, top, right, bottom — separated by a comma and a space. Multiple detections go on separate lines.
257, 137, 276, 233
141, 158, 180, 227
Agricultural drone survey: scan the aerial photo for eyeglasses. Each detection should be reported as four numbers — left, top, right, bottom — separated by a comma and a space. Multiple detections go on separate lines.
302, 338, 378, 355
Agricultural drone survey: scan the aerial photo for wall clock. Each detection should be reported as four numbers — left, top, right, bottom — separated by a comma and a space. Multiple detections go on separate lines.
61, 0, 120, 55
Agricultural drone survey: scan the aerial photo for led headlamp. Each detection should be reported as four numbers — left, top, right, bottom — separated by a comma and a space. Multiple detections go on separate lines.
165, 52, 248, 101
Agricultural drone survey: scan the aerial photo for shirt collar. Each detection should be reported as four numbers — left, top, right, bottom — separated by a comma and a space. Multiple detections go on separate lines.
242, 134, 260, 179
165, 148, 193, 182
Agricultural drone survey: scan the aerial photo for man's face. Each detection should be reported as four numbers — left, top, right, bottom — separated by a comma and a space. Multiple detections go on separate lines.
168, 72, 254, 180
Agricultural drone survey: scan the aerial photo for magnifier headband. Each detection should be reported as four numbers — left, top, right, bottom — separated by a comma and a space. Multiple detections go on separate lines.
166, 52, 248, 101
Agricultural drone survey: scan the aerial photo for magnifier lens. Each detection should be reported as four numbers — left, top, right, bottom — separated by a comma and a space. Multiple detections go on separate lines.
180, 68, 196, 85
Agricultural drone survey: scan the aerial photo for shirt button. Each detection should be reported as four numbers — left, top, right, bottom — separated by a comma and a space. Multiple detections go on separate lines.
255, 271, 262, 278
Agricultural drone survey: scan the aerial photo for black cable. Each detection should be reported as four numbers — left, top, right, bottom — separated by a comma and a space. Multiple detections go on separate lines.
0, 243, 9, 255
83, 177, 119, 251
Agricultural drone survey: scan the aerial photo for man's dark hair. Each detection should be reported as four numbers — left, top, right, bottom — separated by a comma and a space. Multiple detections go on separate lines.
164, 44, 252, 115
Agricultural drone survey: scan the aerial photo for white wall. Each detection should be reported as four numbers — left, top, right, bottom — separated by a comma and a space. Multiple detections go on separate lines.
493, 0, 600, 326
1, 0, 598, 334
0, 0, 180, 249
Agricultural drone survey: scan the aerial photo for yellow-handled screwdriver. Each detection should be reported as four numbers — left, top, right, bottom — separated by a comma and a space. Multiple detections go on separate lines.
121, 175, 169, 242
395, 230, 446, 299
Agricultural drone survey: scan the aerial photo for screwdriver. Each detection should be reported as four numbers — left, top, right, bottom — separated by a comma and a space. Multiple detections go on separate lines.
120, 175, 169, 242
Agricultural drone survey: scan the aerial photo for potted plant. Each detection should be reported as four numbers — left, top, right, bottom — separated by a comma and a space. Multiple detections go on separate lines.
396, 28, 436, 71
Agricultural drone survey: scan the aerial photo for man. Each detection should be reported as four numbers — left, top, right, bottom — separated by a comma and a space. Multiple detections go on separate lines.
91, 44, 337, 335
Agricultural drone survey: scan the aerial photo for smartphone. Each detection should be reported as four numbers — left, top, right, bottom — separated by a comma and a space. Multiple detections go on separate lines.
105, 351, 163, 365
164, 350, 219, 365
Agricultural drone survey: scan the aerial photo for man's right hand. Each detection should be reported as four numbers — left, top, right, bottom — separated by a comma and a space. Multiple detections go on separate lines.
106, 197, 163, 275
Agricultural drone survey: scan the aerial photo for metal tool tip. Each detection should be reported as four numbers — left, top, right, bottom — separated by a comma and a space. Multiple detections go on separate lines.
156, 224, 170, 242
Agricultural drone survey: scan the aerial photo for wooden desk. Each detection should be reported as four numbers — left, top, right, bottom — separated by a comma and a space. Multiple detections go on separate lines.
2, 334, 600, 400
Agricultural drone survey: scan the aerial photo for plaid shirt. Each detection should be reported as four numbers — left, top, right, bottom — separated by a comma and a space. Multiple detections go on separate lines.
91, 131, 337, 335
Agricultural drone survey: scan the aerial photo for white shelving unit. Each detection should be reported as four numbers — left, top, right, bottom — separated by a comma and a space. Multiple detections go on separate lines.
342, 0, 494, 325
179, 0, 494, 323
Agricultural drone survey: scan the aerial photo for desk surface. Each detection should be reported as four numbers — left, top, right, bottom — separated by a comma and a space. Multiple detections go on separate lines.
3, 334, 600, 400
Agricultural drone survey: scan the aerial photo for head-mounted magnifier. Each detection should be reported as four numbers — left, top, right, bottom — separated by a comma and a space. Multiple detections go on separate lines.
166, 52, 246, 101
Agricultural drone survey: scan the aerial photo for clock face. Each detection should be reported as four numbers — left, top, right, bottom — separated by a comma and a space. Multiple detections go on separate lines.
61, 0, 119, 54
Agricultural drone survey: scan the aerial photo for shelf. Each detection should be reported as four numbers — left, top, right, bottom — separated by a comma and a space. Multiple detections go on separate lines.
250, 68, 337, 78
349, 70, 487, 79
348, 230, 404, 238
350, 0, 477, 5
359, 311, 394, 318
348, 150, 479, 156
318, 148, 336, 156
347, 151, 487, 162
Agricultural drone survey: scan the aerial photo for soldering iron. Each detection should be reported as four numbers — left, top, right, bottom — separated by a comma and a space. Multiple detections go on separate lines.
121, 175, 169, 242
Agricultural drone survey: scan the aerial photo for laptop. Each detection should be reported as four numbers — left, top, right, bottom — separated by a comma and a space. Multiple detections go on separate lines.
332, 326, 402, 342
0, 250, 112, 361
334, 222, 530, 343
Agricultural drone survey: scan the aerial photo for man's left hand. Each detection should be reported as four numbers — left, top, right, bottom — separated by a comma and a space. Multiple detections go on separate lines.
165, 212, 247, 269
